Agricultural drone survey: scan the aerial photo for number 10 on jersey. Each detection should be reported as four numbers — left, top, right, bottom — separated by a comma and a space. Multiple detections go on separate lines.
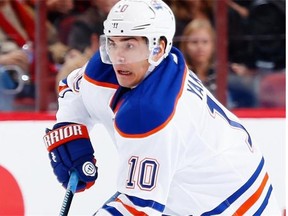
126, 156, 159, 191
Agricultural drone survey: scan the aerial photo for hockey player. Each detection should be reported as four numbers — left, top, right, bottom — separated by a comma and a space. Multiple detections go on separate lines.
44, 0, 281, 215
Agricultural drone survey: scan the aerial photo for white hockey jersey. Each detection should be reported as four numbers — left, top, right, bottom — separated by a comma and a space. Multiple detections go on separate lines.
56, 47, 281, 215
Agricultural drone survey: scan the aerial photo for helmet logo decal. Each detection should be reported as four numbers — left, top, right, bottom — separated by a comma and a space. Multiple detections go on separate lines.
153, 47, 160, 55
151, 0, 163, 9
112, 23, 119, 29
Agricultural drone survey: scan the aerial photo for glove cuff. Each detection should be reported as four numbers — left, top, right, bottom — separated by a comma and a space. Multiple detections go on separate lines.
43, 123, 90, 151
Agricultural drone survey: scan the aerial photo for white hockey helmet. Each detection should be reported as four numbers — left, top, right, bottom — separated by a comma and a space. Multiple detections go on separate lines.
100, 0, 175, 66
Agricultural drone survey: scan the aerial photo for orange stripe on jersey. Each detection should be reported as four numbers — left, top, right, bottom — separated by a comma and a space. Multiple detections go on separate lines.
115, 198, 148, 216
58, 84, 69, 93
115, 109, 174, 138
115, 67, 188, 138
233, 173, 269, 216
84, 73, 119, 89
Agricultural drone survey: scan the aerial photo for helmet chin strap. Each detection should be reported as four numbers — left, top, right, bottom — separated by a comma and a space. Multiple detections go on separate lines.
144, 64, 156, 79
148, 46, 166, 67
148, 55, 165, 67
144, 47, 166, 79
132, 52, 164, 89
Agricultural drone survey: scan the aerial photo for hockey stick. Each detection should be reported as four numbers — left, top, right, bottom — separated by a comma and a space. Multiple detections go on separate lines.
59, 171, 79, 216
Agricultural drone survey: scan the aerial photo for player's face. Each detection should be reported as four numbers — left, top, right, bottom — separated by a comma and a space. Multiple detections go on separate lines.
106, 36, 150, 65
109, 36, 151, 88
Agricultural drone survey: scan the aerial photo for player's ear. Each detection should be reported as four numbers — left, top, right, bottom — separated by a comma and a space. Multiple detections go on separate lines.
158, 39, 166, 55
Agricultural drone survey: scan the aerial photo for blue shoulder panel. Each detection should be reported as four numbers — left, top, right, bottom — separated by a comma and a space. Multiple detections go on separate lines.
85, 51, 119, 86
115, 47, 187, 137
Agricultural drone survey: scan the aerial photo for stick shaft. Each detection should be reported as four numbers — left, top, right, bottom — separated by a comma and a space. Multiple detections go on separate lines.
59, 190, 74, 216
59, 172, 78, 216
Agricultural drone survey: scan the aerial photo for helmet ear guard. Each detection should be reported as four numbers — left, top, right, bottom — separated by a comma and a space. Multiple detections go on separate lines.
148, 36, 168, 66
101, 0, 175, 66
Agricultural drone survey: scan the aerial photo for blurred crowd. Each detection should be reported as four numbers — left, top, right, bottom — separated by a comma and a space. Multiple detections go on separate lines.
0, 0, 285, 111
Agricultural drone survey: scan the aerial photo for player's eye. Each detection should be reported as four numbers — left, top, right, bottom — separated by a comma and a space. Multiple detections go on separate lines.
107, 40, 116, 49
125, 42, 135, 50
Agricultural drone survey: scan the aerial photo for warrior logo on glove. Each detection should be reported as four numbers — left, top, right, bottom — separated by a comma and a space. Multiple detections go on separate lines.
43, 124, 89, 151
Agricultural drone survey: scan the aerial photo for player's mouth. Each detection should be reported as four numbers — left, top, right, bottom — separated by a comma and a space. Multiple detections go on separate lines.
117, 70, 132, 76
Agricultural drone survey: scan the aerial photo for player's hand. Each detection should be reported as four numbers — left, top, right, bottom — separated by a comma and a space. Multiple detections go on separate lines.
43, 123, 98, 192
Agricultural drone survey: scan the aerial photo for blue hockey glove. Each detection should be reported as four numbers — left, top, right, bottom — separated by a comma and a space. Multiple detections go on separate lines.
43, 122, 98, 192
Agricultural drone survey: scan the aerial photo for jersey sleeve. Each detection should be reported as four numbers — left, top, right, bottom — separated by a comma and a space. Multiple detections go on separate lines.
56, 64, 95, 129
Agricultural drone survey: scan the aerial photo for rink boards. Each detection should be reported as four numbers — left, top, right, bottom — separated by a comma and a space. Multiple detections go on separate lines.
0, 116, 286, 215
